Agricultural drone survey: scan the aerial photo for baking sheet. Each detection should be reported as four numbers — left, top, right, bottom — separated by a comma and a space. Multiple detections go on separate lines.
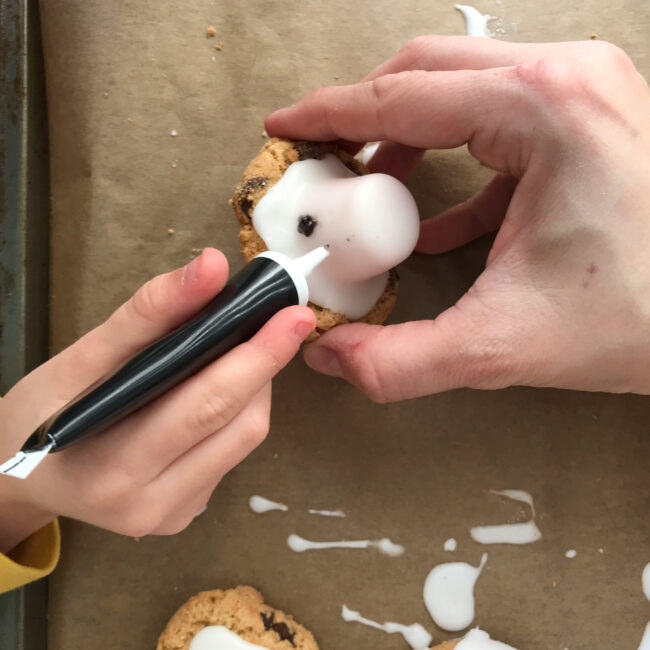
39, 1, 649, 648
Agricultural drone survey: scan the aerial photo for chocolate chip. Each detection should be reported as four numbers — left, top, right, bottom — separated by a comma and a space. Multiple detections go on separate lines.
238, 176, 267, 218
294, 141, 325, 160
297, 215, 317, 237
260, 612, 296, 646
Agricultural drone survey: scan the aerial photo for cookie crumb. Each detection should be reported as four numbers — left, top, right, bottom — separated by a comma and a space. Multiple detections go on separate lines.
103, 91, 109, 98
261, 130, 268, 138
171, 162, 177, 168
207, 26, 217, 37
273, 453, 279, 460
211, 56, 216, 62
552, 580, 558, 588
215, 42, 224, 50
168, 228, 175, 235
133, 537, 140, 542
590, 32, 598, 39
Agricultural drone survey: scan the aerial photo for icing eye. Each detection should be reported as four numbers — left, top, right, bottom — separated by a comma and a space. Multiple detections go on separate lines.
297, 215, 317, 237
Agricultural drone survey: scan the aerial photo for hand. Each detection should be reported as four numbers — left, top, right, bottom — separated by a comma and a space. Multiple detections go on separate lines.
0, 249, 315, 552
265, 36, 650, 401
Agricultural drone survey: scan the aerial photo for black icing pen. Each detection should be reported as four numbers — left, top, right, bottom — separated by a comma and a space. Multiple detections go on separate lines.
0, 246, 329, 479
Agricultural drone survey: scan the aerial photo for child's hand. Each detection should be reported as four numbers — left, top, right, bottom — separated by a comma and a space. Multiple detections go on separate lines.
0, 248, 315, 552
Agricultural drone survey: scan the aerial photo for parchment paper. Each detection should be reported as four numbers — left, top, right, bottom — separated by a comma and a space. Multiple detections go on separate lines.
39, 1, 649, 648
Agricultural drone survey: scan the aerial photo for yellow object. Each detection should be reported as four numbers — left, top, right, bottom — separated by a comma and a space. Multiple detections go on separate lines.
0, 520, 60, 594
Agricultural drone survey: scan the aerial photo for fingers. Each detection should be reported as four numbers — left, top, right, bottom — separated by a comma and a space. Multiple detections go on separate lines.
105, 306, 315, 476
417, 174, 518, 254
303, 295, 527, 401
151, 385, 272, 535
52, 248, 230, 395
365, 141, 425, 182
265, 68, 530, 174
361, 36, 586, 81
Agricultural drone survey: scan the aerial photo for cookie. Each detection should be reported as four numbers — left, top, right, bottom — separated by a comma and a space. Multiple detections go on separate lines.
156, 585, 319, 650
231, 137, 399, 339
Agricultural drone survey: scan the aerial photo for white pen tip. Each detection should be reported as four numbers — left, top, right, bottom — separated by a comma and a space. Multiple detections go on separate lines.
293, 246, 330, 277
0, 444, 53, 479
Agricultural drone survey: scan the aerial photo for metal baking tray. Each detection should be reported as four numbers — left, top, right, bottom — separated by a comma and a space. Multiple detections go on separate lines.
0, 0, 50, 647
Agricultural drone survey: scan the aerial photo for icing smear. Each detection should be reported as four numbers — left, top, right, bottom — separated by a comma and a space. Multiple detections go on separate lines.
287, 534, 404, 556
189, 626, 266, 650
423, 554, 488, 632
248, 495, 288, 514
252, 154, 419, 319
456, 628, 518, 649
643, 562, 650, 601
455, 4, 492, 36
470, 490, 542, 545
308, 508, 345, 517
342, 605, 432, 650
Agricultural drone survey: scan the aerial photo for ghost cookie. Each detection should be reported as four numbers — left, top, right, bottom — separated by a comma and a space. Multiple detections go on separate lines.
431, 629, 518, 649
156, 585, 319, 650
231, 138, 419, 338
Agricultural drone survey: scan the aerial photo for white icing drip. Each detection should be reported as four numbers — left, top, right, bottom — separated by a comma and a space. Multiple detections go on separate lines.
359, 142, 380, 165
194, 505, 207, 518
444, 538, 458, 552
455, 4, 492, 37
643, 562, 650, 601
470, 489, 542, 545
565, 549, 577, 559
456, 628, 518, 649
423, 553, 487, 632
189, 626, 267, 650
248, 495, 288, 514
639, 622, 650, 650
341, 605, 432, 650
287, 534, 404, 556
308, 508, 346, 517
252, 155, 419, 319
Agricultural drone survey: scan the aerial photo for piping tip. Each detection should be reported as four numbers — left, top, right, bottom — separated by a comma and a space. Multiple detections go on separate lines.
0, 443, 53, 479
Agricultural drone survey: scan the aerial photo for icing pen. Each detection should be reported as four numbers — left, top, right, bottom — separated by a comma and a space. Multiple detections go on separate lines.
0, 246, 329, 479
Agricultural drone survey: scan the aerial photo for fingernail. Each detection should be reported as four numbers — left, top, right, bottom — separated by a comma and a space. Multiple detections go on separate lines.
304, 345, 343, 378
182, 252, 203, 286
294, 320, 315, 340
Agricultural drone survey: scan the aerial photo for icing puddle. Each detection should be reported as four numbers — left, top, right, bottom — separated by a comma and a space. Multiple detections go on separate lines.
287, 534, 404, 556
342, 605, 432, 650
455, 628, 518, 649
470, 490, 542, 545
455, 4, 492, 36
249, 495, 288, 514
423, 553, 488, 632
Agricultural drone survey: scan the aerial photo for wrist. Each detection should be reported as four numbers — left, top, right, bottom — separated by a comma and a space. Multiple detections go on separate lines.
0, 478, 55, 554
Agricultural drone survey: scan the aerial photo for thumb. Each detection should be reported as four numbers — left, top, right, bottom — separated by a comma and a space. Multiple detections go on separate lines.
303, 303, 524, 402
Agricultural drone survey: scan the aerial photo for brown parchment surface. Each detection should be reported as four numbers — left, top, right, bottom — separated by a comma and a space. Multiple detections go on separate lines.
39, 1, 649, 649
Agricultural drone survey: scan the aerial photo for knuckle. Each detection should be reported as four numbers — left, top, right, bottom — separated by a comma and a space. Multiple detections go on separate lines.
116, 507, 162, 538
128, 277, 165, 326
190, 389, 239, 432
345, 337, 392, 404
240, 407, 271, 453
587, 40, 636, 73
398, 35, 433, 65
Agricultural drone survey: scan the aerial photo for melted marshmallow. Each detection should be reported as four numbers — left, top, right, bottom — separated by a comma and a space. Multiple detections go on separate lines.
287, 534, 404, 556
470, 489, 542, 545
456, 628, 518, 649
189, 626, 267, 650
252, 155, 419, 319
308, 508, 346, 517
342, 605, 432, 650
444, 538, 458, 552
639, 622, 650, 650
642, 562, 650, 601
248, 495, 288, 514
423, 553, 487, 632
455, 4, 492, 36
